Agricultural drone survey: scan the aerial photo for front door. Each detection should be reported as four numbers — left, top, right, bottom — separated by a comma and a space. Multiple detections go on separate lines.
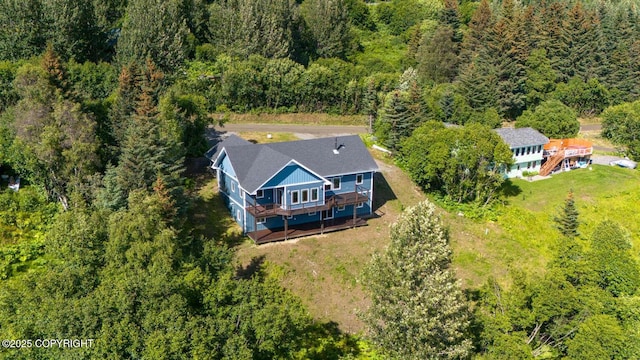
276, 188, 284, 206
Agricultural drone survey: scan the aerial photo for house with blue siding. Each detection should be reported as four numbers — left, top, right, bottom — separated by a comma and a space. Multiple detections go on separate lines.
207, 135, 379, 243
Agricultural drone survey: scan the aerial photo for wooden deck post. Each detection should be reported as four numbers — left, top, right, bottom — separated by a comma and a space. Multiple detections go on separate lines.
353, 204, 357, 228
352, 190, 358, 228
284, 217, 288, 241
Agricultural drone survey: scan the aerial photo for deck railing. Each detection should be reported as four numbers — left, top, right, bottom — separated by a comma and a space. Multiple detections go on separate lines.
246, 186, 370, 217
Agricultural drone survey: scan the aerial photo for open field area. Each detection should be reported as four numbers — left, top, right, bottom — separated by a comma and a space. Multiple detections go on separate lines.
190, 132, 640, 334
453, 165, 640, 289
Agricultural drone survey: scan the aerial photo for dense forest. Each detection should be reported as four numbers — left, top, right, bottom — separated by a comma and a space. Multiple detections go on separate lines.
1, 0, 639, 358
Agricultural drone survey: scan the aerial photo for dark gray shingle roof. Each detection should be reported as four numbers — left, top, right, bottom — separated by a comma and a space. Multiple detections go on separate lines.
266, 135, 379, 177
494, 127, 549, 148
224, 144, 292, 193
212, 135, 379, 194
205, 134, 252, 161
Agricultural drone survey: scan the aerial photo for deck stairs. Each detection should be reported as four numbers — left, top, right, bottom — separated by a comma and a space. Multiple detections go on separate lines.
540, 150, 565, 176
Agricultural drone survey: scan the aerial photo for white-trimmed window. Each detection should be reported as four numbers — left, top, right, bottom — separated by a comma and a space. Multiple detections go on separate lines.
291, 190, 300, 204
311, 188, 319, 202
257, 217, 266, 224
256, 189, 264, 198
337, 205, 345, 211
357, 202, 364, 208
236, 209, 241, 220
515, 148, 520, 156
231, 182, 236, 193
301, 189, 309, 203
332, 177, 341, 190
356, 173, 364, 185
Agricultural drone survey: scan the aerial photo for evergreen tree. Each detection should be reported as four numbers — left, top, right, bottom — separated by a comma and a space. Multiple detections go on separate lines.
363, 200, 472, 359
565, 3, 592, 81
608, 8, 640, 101
485, 0, 528, 119
457, 59, 498, 112
44, 0, 105, 62
554, 190, 579, 238
407, 79, 426, 126
105, 62, 184, 210
301, 0, 352, 59
363, 78, 378, 133
375, 90, 412, 151
41, 44, 70, 97
116, 0, 189, 72
538, 2, 571, 82
107, 64, 142, 162
459, 0, 492, 65
209, 0, 298, 59
524, 49, 557, 109
0, 0, 48, 61
416, 26, 460, 84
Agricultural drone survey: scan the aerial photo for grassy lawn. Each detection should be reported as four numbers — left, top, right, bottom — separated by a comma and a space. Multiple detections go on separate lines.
219, 113, 368, 126
235, 131, 299, 143
187, 132, 640, 334
503, 165, 640, 253
454, 165, 640, 289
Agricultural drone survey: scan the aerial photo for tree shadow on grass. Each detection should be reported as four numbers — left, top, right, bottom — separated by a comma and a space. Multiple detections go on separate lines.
499, 179, 522, 199
299, 321, 365, 359
236, 255, 266, 279
185, 174, 246, 248
372, 172, 397, 213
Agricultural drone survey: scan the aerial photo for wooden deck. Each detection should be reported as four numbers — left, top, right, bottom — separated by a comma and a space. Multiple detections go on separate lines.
247, 217, 368, 244
246, 190, 369, 217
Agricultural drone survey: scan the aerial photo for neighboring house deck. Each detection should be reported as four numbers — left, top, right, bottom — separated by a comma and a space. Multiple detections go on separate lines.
495, 127, 550, 178
207, 135, 379, 243
541, 139, 593, 176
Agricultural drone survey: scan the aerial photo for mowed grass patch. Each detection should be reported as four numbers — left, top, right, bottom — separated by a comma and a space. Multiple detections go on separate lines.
235, 131, 299, 144
222, 113, 367, 126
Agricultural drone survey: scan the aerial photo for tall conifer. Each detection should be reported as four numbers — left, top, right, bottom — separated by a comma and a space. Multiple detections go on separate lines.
554, 190, 579, 238
376, 90, 412, 151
